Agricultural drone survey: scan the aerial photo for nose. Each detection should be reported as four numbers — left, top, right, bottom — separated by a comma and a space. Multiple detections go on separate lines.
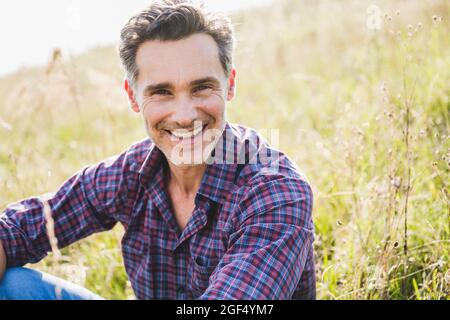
170, 96, 200, 129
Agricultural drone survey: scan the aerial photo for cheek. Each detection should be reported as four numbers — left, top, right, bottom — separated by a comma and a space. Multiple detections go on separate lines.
141, 101, 169, 129
199, 93, 226, 116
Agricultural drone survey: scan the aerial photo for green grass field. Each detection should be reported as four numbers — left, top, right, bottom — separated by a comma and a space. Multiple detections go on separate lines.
0, 0, 449, 299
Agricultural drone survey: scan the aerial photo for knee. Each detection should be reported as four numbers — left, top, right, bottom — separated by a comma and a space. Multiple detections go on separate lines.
0, 267, 41, 299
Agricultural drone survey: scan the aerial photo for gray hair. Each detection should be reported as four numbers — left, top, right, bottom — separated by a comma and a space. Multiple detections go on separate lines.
118, 0, 235, 87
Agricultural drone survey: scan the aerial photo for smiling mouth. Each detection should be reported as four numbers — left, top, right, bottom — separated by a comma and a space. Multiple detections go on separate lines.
164, 124, 208, 142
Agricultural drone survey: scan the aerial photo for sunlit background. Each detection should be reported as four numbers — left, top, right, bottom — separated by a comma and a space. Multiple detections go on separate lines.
0, 0, 274, 76
0, 0, 449, 300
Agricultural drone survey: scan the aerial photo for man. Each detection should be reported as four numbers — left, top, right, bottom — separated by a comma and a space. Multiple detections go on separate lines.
0, 0, 315, 300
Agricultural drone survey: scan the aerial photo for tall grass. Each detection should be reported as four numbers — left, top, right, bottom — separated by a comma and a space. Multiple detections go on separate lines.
0, 0, 448, 299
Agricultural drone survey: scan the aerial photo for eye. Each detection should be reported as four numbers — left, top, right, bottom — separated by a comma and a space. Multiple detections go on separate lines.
153, 89, 171, 96
193, 85, 212, 93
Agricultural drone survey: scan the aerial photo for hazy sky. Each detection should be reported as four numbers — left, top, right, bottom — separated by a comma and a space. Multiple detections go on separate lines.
0, 0, 274, 76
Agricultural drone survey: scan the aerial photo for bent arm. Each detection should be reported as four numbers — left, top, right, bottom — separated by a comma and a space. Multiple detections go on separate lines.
0, 152, 131, 268
199, 178, 315, 299
200, 221, 314, 299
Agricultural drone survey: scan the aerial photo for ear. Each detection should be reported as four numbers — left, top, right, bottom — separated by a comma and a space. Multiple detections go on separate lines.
124, 79, 140, 113
226, 67, 237, 102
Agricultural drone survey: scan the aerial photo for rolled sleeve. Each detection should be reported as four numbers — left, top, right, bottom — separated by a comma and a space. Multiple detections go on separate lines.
0, 205, 46, 266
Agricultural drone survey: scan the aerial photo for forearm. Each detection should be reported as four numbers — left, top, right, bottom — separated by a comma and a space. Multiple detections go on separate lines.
0, 240, 6, 280
0, 163, 123, 268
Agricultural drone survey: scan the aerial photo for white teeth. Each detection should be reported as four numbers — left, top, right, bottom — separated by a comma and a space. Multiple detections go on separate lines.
170, 125, 204, 139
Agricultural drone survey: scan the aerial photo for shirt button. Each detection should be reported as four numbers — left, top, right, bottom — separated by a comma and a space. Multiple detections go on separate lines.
195, 256, 205, 266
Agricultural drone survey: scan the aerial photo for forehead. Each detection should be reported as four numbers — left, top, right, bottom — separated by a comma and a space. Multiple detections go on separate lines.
135, 33, 225, 86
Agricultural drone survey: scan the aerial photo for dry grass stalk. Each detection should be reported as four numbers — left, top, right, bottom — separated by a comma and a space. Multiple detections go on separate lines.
43, 200, 62, 299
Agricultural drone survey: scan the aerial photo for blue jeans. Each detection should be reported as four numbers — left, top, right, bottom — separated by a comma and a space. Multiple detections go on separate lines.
0, 267, 104, 300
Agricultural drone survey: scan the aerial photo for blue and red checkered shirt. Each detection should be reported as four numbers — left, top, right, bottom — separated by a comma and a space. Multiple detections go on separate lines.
0, 122, 315, 299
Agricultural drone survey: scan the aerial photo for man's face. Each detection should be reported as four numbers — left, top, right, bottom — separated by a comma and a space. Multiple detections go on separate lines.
125, 33, 236, 166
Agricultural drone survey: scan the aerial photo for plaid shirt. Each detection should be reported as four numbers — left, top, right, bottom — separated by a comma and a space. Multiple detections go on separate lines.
0, 122, 315, 299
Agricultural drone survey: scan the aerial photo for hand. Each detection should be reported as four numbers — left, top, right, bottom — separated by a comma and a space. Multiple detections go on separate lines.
0, 241, 6, 281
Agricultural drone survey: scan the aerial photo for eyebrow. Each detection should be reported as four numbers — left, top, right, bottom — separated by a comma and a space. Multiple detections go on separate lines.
143, 77, 221, 95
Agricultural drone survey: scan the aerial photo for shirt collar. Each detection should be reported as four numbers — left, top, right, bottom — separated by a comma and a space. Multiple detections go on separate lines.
138, 142, 164, 182
138, 122, 241, 205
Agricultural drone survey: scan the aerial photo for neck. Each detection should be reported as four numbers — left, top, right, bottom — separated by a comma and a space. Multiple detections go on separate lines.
167, 161, 207, 198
